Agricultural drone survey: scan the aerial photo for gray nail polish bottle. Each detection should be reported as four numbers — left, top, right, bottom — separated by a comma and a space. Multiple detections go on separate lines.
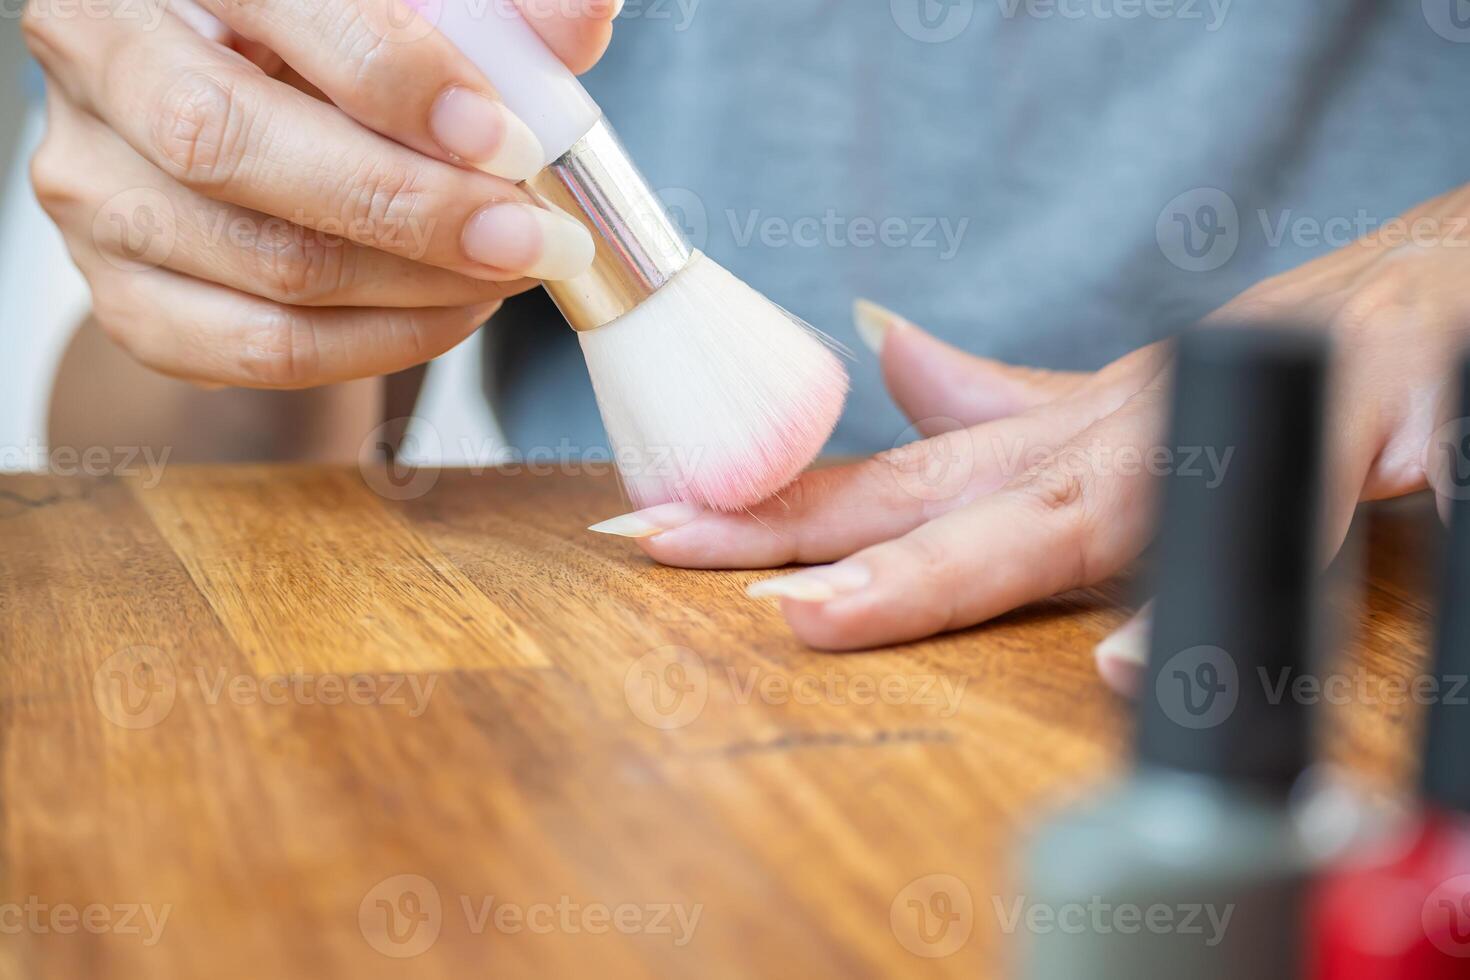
1017, 327, 1328, 980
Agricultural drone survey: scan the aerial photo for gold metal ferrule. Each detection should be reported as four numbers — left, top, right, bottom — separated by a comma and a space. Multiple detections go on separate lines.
524, 118, 693, 332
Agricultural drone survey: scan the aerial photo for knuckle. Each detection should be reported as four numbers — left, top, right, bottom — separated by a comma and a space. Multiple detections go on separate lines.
343, 20, 395, 89
236, 307, 320, 388
28, 140, 81, 218
1011, 462, 1093, 584
1332, 266, 1417, 337
874, 439, 933, 478
1011, 461, 1093, 520
1017, 463, 1089, 514
342, 162, 429, 252
873, 430, 978, 508
150, 71, 250, 189
250, 224, 349, 304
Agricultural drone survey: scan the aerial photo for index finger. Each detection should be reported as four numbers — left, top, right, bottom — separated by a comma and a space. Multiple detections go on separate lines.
191, 0, 601, 181
35, 10, 593, 279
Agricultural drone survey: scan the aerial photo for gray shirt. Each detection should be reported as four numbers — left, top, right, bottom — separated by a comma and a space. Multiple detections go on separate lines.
487, 0, 1470, 454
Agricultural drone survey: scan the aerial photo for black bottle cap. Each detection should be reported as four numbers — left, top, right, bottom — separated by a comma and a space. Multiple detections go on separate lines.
1135, 326, 1327, 793
1423, 357, 1470, 813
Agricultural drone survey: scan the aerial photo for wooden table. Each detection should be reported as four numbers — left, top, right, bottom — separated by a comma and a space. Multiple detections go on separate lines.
0, 466, 1437, 979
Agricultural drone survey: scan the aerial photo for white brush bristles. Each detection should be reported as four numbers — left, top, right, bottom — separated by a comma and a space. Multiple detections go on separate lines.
578, 251, 849, 512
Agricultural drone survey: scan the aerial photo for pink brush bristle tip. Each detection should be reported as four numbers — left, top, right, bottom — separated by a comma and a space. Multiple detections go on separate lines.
579, 252, 851, 514
623, 352, 848, 512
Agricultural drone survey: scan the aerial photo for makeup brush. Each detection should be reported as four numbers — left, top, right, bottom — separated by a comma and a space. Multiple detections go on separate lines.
435, 2, 848, 511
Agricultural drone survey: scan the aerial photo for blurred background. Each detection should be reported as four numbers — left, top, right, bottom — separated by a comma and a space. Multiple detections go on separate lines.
6, 3, 1469, 476
0, 21, 25, 178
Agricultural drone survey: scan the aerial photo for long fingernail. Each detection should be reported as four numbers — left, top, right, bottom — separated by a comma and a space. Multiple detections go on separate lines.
1095, 610, 1151, 697
430, 87, 545, 182
588, 502, 703, 539
747, 563, 872, 603
852, 298, 910, 354
463, 202, 595, 280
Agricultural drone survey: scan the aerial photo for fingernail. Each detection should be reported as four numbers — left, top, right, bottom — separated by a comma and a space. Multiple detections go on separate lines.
466, 300, 503, 324
1095, 610, 1151, 697
852, 298, 909, 354
588, 502, 703, 538
747, 563, 872, 603
463, 202, 595, 280
430, 87, 545, 182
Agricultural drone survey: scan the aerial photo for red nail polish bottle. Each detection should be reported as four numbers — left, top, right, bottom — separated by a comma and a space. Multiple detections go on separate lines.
1309, 365, 1470, 979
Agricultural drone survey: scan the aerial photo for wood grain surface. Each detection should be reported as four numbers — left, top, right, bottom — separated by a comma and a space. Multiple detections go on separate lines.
0, 466, 1438, 979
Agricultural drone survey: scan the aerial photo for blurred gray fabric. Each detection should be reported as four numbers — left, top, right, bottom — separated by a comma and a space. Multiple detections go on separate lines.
0, 20, 28, 187
488, 0, 1470, 455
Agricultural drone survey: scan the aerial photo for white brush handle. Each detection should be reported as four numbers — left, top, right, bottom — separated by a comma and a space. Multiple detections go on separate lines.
433, 0, 604, 169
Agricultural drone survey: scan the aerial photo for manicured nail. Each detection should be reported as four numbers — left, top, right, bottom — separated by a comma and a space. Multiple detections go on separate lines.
1095, 610, 1151, 697
430, 87, 545, 182
462, 202, 595, 280
588, 502, 703, 539
747, 563, 872, 603
852, 298, 915, 354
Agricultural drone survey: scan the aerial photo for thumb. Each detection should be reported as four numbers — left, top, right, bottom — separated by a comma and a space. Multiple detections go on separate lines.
854, 299, 1086, 436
